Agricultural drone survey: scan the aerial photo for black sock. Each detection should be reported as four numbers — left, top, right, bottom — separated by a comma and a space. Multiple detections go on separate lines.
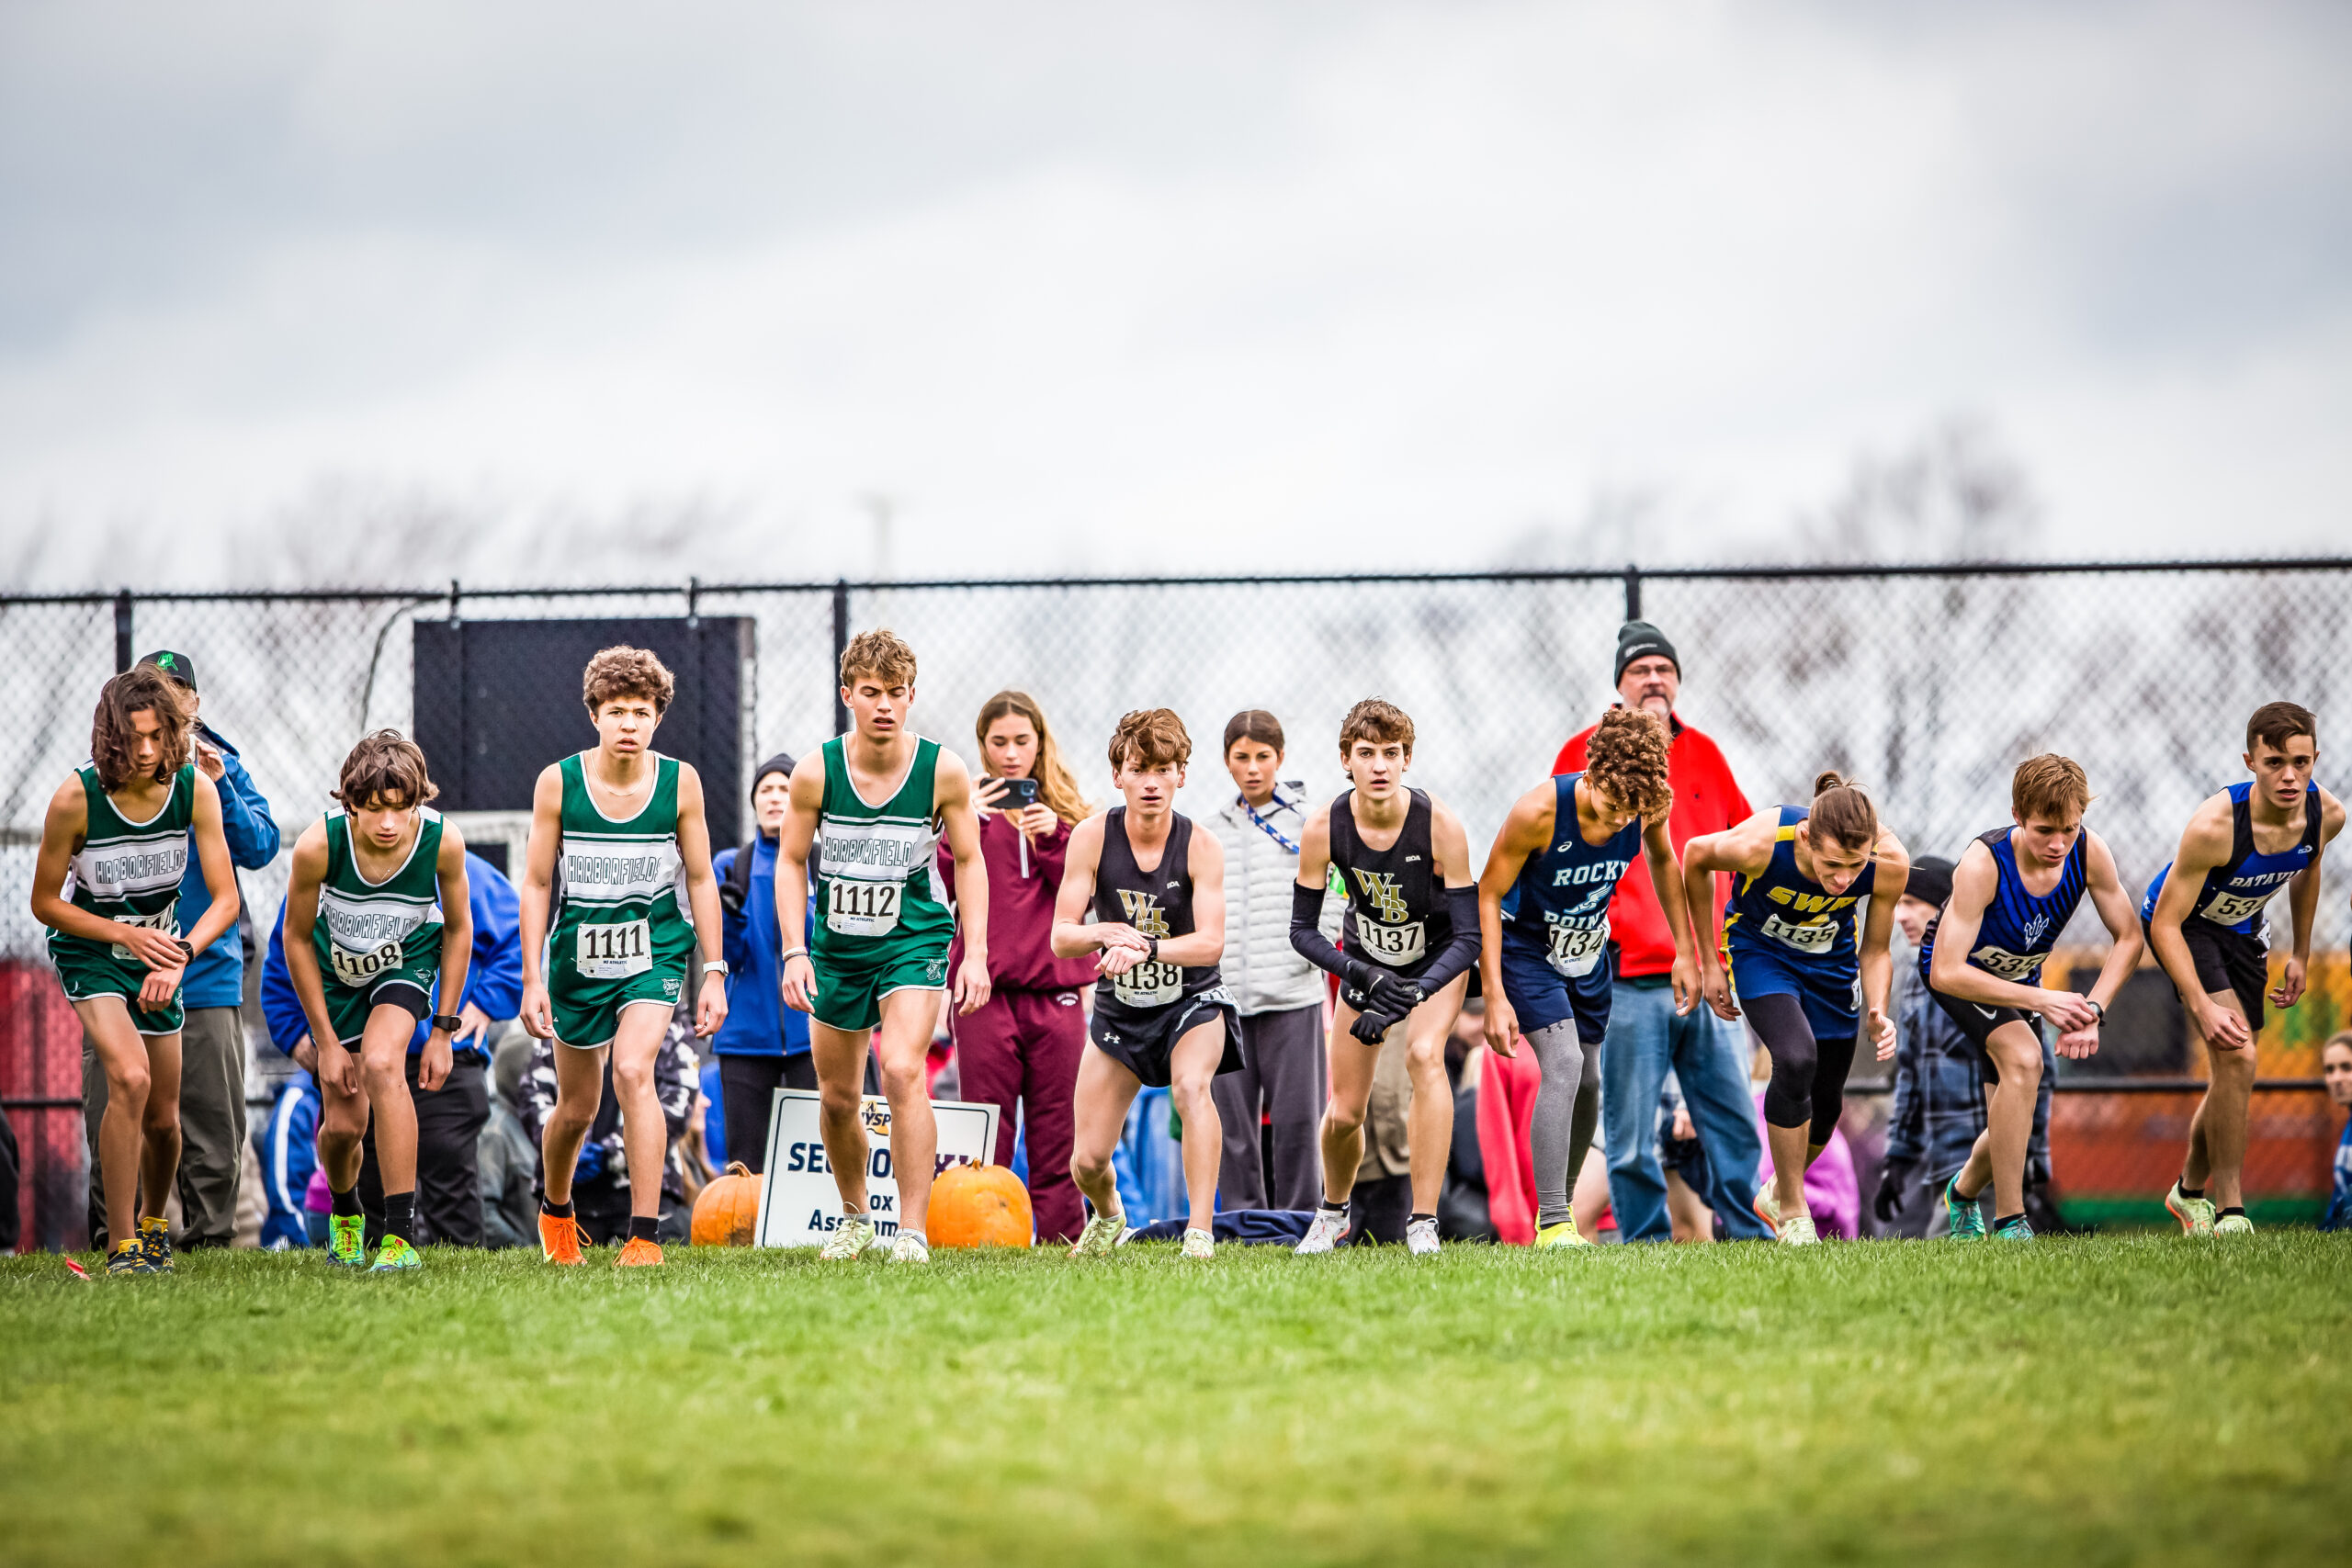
2179, 1183, 2205, 1201
2219, 1205, 2245, 1219
331, 1184, 362, 1218
1993, 1213, 2026, 1229
1409, 1212, 1436, 1225
628, 1215, 660, 1244
540, 1197, 575, 1218
383, 1191, 416, 1247
1319, 1200, 1348, 1215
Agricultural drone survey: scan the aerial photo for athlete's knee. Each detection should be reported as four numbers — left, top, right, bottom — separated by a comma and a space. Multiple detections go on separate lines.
106, 1060, 153, 1106
2210, 1042, 2257, 1080
1403, 1037, 1447, 1086
610, 1055, 654, 1103
1069, 1140, 1113, 1188
1323, 1100, 1365, 1137
360, 1054, 407, 1096
141, 1097, 180, 1136
876, 1055, 926, 1102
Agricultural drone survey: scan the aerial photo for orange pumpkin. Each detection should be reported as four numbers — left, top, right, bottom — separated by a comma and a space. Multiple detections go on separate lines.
928, 1163, 1035, 1248
690, 1161, 763, 1247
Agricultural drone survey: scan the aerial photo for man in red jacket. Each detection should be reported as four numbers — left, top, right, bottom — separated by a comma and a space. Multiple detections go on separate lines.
1554, 621, 1770, 1241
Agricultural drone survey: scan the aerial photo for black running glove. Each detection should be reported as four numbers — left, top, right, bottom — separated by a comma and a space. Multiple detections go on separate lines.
1363, 968, 1420, 1018
1872, 1159, 1918, 1225
1350, 1005, 1406, 1044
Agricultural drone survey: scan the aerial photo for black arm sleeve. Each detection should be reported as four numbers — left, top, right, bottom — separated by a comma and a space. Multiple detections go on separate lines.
1411, 886, 1483, 995
1289, 880, 1363, 985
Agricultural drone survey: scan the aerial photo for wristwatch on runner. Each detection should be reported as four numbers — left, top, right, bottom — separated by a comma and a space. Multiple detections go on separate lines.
173, 938, 196, 965
430, 1013, 463, 1033
703, 959, 729, 976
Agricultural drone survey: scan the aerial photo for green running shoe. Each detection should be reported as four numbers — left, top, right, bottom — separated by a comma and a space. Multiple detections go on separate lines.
371, 1235, 423, 1272
327, 1213, 368, 1268
1944, 1176, 1986, 1240
137, 1216, 174, 1274
1992, 1215, 2035, 1243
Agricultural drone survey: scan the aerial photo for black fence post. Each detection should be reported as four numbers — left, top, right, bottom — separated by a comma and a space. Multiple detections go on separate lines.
113, 588, 133, 672
1622, 563, 1642, 624
830, 578, 850, 739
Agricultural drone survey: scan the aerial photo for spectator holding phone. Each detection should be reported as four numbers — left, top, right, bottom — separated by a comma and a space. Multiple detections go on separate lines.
936, 691, 1096, 1242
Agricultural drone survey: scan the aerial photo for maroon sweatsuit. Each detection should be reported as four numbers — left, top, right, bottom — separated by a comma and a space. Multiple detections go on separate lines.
940, 811, 1096, 1243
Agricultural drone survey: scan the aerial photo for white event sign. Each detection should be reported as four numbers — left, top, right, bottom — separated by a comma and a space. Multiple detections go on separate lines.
754, 1089, 1001, 1247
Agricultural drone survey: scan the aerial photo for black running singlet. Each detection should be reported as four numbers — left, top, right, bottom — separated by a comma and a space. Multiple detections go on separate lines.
1329, 787, 1449, 973
1091, 808, 1221, 1015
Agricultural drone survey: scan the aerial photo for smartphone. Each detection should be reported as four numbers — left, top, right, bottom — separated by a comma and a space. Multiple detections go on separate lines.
991, 777, 1040, 810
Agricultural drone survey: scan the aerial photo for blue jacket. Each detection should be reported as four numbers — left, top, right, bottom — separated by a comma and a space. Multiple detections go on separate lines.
254, 1072, 320, 1249
712, 833, 809, 1058
261, 851, 524, 1061
2324, 1115, 2351, 1234
178, 723, 280, 1010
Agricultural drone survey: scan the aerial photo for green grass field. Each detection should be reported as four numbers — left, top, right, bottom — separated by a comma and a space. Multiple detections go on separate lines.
4, 1234, 2346, 1567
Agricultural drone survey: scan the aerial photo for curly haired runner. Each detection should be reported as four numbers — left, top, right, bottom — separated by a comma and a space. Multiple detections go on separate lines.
518, 646, 730, 1269
1054, 709, 1238, 1260
28, 666, 242, 1275
280, 731, 473, 1272
1476, 709, 1701, 1247
1683, 773, 1908, 1245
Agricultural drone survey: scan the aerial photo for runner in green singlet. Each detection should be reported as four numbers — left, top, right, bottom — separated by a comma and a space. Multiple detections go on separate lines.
29, 665, 240, 1276
776, 629, 991, 1263
518, 646, 729, 1269
282, 731, 474, 1272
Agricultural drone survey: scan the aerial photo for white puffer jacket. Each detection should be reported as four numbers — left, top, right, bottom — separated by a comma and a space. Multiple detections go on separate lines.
1208, 788, 1340, 1015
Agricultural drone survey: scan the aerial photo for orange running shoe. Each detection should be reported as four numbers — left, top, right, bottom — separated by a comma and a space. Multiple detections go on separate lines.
615, 1236, 664, 1268
538, 1211, 587, 1266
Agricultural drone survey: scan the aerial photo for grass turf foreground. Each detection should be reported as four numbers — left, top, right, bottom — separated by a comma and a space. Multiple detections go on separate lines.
2, 1235, 2346, 1567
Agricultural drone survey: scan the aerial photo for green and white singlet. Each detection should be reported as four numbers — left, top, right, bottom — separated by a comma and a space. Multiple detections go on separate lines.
312, 806, 447, 1044
808, 735, 956, 1032
49, 761, 196, 1034
548, 751, 696, 1047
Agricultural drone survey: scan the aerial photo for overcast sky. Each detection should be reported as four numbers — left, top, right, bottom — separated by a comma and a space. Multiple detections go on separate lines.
2, 1, 2346, 587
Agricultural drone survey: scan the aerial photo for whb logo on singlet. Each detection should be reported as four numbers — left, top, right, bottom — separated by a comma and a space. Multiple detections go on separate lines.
1353, 870, 1410, 923
1112, 889, 1182, 1007
1116, 888, 1172, 937
1351, 869, 1427, 966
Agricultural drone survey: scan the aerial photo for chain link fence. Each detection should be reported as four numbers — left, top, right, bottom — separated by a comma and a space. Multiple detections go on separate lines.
5, 560, 2349, 1243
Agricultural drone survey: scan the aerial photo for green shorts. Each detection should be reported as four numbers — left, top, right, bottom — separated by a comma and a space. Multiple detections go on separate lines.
811, 945, 952, 1034
551, 964, 686, 1050
49, 937, 183, 1036
320, 970, 435, 1046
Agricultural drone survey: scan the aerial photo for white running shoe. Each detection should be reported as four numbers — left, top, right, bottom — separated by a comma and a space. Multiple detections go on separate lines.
1182, 1227, 1215, 1260
1069, 1211, 1126, 1258
889, 1231, 930, 1264
818, 1214, 878, 1260
1406, 1217, 1442, 1257
2212, 1212, 2255, 1236
1777, 1213, 1820, 1247
2165, 1181, 2217, 1236
1295, 1207, 1348, 1256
